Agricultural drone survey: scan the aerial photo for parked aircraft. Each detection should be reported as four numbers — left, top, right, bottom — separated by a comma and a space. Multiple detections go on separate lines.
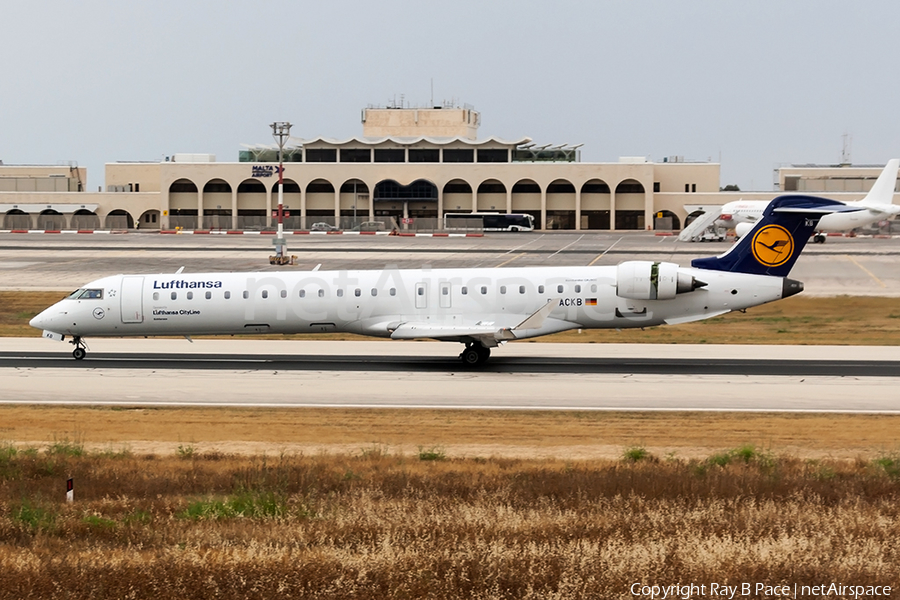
718, 159, 900, 243
31, 196, 848, 366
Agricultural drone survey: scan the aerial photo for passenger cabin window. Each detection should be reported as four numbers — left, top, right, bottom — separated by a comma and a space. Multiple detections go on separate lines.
557, 285, 564, 293
318, 289, 324, 298
442, 287, 449, 296
481, 286, 487, 295
591, 284, 597, 293
500, 286, 506, 294
243, 291, 249, 299
575, 285, 581, 293
171, 292, 177, 300
390, 288, 396, 296
538, 285, 544, 294
262, 290, 268, 299
337, 289, 344, 298
371, 289, 377, 296
205, 291, 212, 300
417, 288, 424, 296
519, 285, 525, 294
355, 289, 361, 297
461, 286, 468, 295
187, 292, 193, 300
153, 292, 159, 301
299, 290, 306, 298
225, 291, 231, 299
280, 290, 287, 298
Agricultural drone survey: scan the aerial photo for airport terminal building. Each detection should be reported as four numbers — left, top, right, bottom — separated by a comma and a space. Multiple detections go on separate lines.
0, 104, 893, 232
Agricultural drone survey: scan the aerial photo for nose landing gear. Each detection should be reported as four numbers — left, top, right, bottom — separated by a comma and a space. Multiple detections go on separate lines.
459, 342, 491, 367
69, 336, 87, 360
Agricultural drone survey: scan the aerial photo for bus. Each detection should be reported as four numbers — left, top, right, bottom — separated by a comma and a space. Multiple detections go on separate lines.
443, 212, 535, 232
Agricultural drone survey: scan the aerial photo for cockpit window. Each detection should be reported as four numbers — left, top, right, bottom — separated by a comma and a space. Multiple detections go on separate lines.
77, 289, 103, 300
66, 289, 85, 299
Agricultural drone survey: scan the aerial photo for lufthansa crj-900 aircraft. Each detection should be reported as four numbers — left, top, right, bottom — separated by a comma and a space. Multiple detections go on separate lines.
31, 196, 848, 366
718, 159, 900, 242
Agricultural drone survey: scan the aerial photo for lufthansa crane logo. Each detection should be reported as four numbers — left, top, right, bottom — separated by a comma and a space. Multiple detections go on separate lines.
751, 224, 794, 267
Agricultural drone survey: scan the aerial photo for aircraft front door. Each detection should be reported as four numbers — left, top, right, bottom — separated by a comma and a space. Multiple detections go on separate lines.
120, 276, 144, 323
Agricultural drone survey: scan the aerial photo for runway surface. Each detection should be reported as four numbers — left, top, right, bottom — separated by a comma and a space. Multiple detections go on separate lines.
2, 339, 898, 412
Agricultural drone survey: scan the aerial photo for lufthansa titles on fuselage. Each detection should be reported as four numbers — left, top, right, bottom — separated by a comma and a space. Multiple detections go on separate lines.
152, 280, 223, 289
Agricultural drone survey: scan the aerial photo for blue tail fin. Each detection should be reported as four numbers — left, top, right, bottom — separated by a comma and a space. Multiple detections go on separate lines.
691, 195, 845, 276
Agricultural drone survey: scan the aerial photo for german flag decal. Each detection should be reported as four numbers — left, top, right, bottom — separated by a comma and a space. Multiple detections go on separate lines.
585, 298, 597, 306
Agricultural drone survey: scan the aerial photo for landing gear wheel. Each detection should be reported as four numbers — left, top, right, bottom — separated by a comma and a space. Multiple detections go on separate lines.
814, 232, 826, 244
69, 336, 87, 360
460, 343, 490, 367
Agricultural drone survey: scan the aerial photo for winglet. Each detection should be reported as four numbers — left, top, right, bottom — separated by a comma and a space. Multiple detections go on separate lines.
512, 298, 558, 331
860, 159, 899, 207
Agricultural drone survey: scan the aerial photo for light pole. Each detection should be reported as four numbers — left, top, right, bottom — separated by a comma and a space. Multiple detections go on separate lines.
271, 121, 292, 264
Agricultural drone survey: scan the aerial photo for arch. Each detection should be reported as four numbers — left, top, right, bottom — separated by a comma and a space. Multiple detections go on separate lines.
614, 178, 646, 229
71, 209, 100, 230
653, 210, 681, 230
202, 179, 232, 194
546, 178, 576, 230
615, 179, 645, 194
37, 209, 65, 231
4, 209, 31, 230
581, 178, 611, 230
339, 179, 371, 226
270, 179, 301, 194
138, 210, 161, 230
168, 179, 198, 193
374, 179, 437, 201
105, 209, 134, 230
442, 179, 474, 215
510, 179, 541, 229
476, 179, 506, 211
374, 179, 438, 225
237, 179, 266, 193
169, 178, 199, 212
235, 178, 268, 230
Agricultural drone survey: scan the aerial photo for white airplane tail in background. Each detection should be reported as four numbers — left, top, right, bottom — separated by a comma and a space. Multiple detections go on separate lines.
860, 158, 899, 207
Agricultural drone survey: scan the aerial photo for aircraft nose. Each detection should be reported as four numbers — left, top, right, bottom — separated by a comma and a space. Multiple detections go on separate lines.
29, 311, 47, 330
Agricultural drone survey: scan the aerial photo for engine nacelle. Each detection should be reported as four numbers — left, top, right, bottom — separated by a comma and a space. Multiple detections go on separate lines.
734, 222, 754, 239
616, 261, 703, 301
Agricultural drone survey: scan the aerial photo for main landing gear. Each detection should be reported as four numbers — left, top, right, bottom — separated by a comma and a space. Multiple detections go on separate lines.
69, 336, 87, 360
459, 342, 491, 367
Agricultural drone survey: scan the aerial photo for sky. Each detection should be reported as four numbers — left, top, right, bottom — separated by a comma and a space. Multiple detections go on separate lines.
2, 0, 899, 192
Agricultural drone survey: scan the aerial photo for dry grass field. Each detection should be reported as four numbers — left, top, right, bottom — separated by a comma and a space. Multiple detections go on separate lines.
1, 444, 898, 599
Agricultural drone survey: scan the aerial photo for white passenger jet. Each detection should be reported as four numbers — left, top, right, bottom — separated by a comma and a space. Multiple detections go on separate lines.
31, 196, 848, 366
718, 159, 900, 243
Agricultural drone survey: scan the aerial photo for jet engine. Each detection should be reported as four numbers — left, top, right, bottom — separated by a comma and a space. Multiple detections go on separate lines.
616, 261, 705, 301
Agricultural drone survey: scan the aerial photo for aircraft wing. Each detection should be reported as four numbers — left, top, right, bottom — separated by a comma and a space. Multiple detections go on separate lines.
389, 299, 573, 346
